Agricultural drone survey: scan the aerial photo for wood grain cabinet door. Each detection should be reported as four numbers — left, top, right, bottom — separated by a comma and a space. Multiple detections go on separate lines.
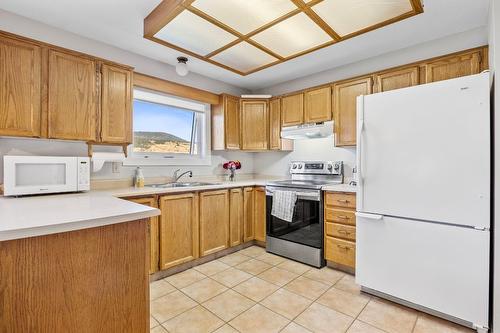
159, 193, 199, 270
241, 100, 268, 150
199, 189, 230, 256
100, 63, 132, 144
281, 93, 304, 127
254, 187, 267, 242
374, 66, 419, 93
0, 36, 42, 137
424, 51, 482, 83
129, 197, 159, 274
229, 188, 244, 247
48, 50, 98, 141
333, 77, 372, 146
243, 187, 255, 242
304, 87, 332, 123
269, 98, 281, 150
225, 95, 241, 149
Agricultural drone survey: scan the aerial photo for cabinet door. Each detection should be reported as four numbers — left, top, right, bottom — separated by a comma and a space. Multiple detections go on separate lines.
269, 98, 281, 150
225, 95, 240, 149
129, 197, 159, 274
243, 187, 255, 242
254, 187, 266, 242
304, 87, 332, 123
0, 36, 42, 137
333, 77, 372, 146
281, 93, 304, 127
199, 189, 230, 256
241, 100, 268, 150
424, 51, 481, 83
159, 193, 199, 270
374, 66, 419, 93
100, 63, 132, 144
48, 50, 97, 141
229, 188, 244, 247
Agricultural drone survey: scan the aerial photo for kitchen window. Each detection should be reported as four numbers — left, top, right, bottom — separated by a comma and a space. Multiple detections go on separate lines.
124, 88, 211, 166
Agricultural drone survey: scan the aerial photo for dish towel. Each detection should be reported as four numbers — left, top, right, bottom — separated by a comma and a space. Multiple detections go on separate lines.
271, 190, 297, 222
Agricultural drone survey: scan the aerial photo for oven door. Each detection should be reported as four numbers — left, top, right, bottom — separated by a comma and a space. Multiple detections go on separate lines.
266, 186, 323, 249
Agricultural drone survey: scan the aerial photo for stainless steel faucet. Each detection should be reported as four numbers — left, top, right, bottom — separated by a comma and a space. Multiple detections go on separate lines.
172, 169, 193, 182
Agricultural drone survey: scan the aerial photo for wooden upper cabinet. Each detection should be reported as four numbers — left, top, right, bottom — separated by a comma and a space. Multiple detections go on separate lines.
212, 94, 240, 150
281, 93, 304, 127
199, 190, 230, 256
0, 35, 42, 137
99, 63, 132, 144
129, 196, 159, 274
48, 50, 98, 141
304, 86, 332, 123
241, 99, 268, 150
269, 98, 281, 150
333, 77, 372, 146
229, 188, 244, 247
159, 193, 199, 270
424, 51, 482, 83
254, 187, 267, 243
374, 66, 419, 93
243, 187, 255, 242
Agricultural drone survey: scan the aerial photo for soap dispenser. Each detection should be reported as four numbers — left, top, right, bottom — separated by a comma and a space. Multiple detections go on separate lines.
135, 167, 145, 188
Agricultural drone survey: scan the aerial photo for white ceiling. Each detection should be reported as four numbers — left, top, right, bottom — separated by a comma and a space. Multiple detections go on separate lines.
0, 0, 490, 90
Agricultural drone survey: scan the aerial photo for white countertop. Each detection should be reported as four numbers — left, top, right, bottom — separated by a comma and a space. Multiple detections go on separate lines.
0, 177, 357, 241
0, 193, 159, 241
321, 184, 358, 193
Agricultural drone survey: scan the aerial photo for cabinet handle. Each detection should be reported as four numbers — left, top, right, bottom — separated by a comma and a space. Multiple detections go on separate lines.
336, 244, 351, 250
337, 215, 349, 219
338, 230, 351, 235
337, 199, 349, 203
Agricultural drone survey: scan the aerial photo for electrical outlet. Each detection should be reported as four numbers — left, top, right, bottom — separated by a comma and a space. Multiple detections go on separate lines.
112, 162, 120, 173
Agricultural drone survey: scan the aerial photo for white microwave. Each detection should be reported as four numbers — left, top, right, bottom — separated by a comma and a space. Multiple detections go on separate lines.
3, 156, 90, 196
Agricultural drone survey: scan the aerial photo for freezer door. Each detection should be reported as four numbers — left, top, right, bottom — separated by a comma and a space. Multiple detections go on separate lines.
356, 214, 489, 327
356, 73, 490, 228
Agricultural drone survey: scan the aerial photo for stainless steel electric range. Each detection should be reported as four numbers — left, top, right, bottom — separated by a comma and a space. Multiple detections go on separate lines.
265, 161, 344, 268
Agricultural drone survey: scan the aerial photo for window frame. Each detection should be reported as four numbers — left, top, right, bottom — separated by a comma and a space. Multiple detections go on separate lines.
123, 88, 212, 166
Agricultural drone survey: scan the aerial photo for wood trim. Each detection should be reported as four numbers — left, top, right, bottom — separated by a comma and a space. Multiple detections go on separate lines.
144, 0, 423, 75
133, 72, 220, 105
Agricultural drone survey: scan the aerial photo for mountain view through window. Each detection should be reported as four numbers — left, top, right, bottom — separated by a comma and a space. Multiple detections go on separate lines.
133, 99, 195, 154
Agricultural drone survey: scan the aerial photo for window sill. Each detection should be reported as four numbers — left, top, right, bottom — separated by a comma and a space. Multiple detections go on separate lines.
123, 155, 212, 166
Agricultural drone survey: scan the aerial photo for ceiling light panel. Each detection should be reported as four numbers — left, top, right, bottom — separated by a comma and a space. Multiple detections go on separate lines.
250, 12, 332, 58
192, 0, 297, 35
154, 10, 238, 55
211, 42, 278, 72
313, 0, 413, 37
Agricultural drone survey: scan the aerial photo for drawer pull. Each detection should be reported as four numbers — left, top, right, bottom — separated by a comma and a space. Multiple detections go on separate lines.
338, 230, 351, 235
336, 244, 351, 250
337, 199, 349, 203
337, 215, 350, 219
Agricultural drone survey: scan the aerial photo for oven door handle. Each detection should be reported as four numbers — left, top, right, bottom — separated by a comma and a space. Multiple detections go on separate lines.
266, 190, 320, 201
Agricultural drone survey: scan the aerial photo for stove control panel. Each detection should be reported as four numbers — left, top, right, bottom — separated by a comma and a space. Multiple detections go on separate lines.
290, 161, 343, 175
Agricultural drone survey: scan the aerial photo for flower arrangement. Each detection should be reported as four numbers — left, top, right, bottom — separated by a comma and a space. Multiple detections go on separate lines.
223, 160, 241, 181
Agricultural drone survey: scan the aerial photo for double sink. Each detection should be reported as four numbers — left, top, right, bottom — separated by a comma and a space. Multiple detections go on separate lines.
147, 182, 220, 189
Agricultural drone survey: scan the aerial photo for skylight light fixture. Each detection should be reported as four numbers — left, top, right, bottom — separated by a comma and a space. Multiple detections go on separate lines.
175, 56, 189, 76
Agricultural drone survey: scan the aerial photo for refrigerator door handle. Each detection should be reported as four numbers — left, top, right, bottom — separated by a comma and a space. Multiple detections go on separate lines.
356, 95, 365, 211
355, 212, 383, 220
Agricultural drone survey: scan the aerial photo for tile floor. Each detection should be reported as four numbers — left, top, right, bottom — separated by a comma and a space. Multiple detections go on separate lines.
150, 246, 473, 333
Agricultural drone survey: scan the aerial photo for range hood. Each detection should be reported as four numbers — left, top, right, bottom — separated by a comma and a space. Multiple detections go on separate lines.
281, 121, 333, 140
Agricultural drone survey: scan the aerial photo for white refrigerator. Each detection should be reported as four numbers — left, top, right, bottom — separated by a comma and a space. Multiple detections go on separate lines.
355, 72, 490, 332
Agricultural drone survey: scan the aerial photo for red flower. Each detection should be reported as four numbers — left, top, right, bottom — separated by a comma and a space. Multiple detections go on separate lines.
223, 160, 242, 170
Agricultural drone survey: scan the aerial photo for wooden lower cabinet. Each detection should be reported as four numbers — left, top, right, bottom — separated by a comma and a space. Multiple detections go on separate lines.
324, 191, 357, 271
199, 189, 230, 256
159, 193, 199, 270
229, 188, 244, 247
128, 196, 159, 274
254, 187, 266, 242
243, 187, 255, 242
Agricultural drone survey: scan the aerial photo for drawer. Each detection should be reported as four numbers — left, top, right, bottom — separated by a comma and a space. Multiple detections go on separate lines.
324, 208, 356, 226
325, 237, 355, 268
325, 192, 356, 209
325, 223, 356, 241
